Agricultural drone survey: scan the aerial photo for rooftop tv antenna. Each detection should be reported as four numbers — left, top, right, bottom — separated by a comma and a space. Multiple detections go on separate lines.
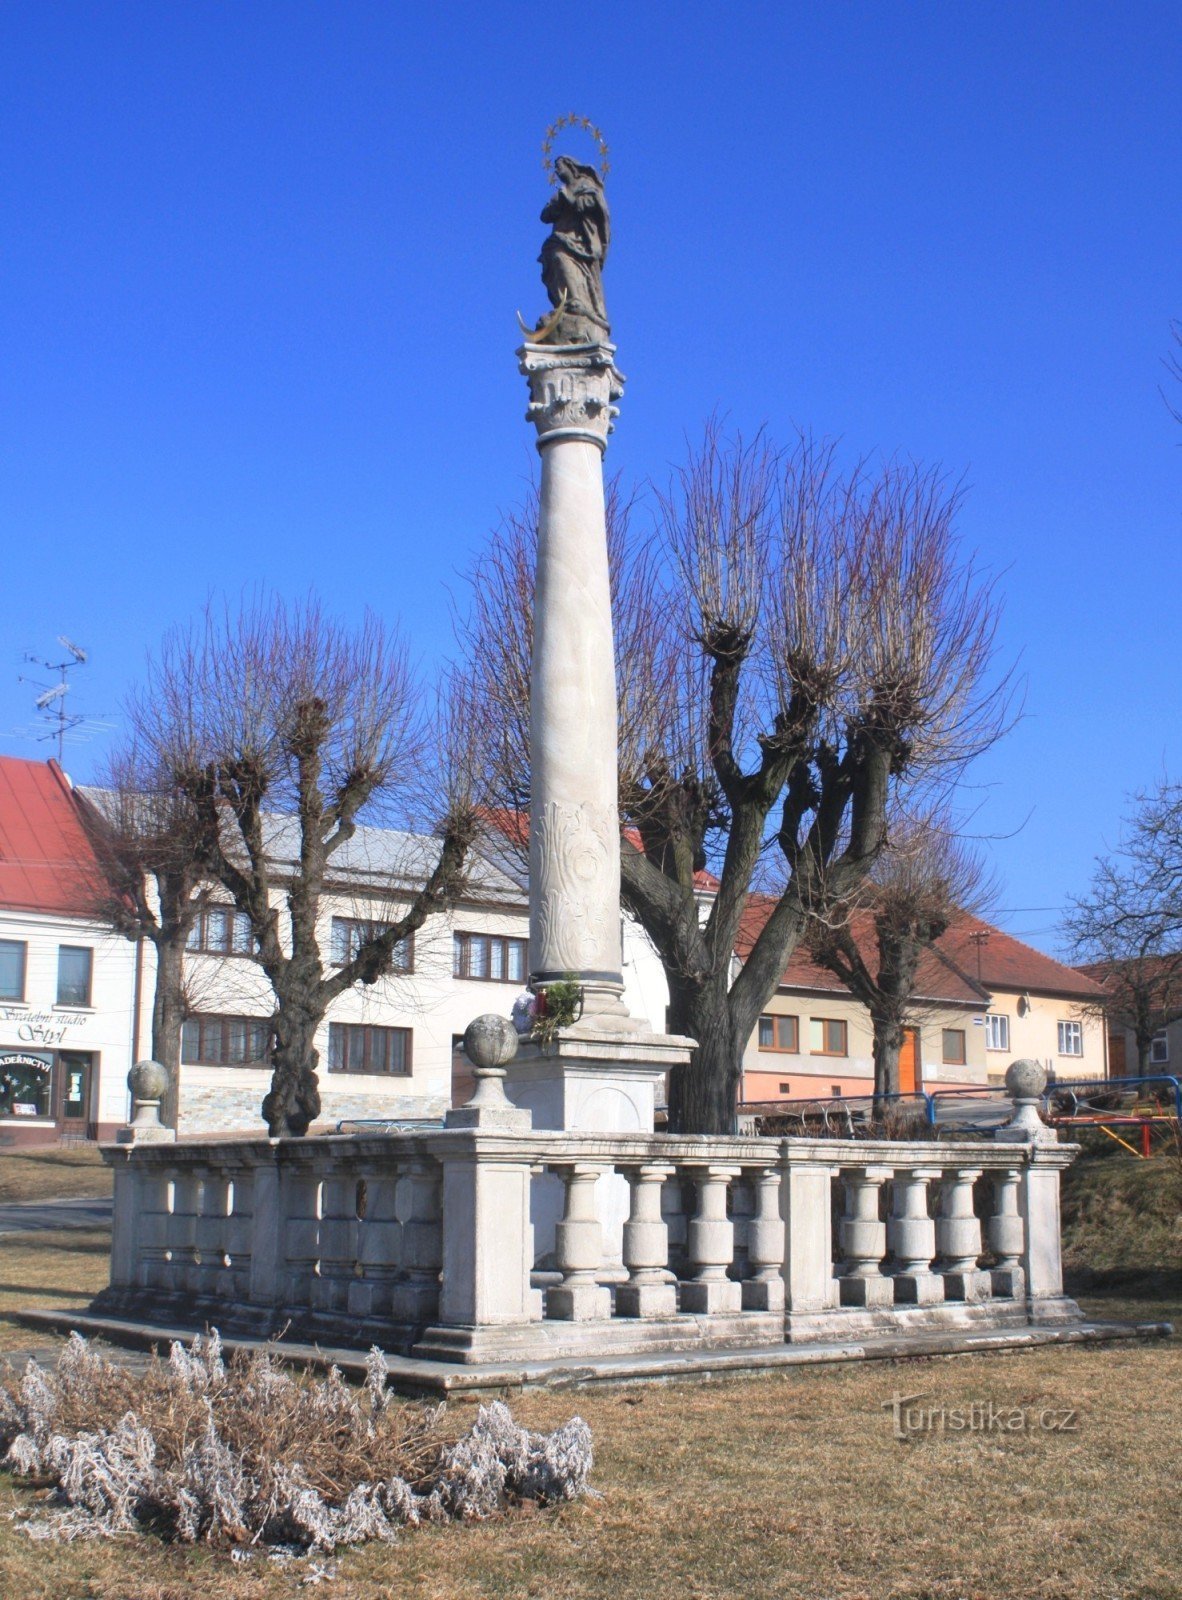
19, 636, 92, 763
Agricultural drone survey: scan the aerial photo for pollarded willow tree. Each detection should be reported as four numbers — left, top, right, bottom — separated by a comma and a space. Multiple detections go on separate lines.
460, 425, 1009, 1133
804, 810, 993, 1102
132, 596, 482, 1137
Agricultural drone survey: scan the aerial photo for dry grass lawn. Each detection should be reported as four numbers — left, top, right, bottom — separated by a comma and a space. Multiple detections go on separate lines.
0, 1145, 112, 1204
0, 1336, 1179, 1599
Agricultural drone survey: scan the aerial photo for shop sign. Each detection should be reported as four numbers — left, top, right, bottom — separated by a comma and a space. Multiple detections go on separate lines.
0, 1006, 90, 1045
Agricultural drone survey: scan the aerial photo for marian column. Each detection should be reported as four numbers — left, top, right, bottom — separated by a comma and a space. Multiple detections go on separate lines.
510, 136, 692, 1137
518, 149, 634, 1030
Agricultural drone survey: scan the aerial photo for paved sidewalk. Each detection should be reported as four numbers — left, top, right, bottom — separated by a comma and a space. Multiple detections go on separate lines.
0, 1196, 113, 1235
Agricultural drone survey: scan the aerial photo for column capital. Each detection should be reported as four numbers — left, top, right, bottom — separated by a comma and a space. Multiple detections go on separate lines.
519, 341, 625, 452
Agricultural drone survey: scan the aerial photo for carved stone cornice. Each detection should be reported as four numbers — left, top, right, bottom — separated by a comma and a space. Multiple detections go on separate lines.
518, 341, 625, 453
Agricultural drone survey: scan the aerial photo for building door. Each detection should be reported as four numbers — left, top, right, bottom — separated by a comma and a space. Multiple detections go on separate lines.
58, 1051, 92, 1132
898, 1028, 921, 1094
1108, 1033, 1127, 1078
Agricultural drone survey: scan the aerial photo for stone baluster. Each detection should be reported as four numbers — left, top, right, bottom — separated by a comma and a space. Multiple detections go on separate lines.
936, 1167, 989, 1301
281, 1167, 323, 1310
680, 1165, 742, 1315
887, 1167, 943, 1305
742, 1164, 785, 1312
349, 1165, 403, 1319
986, 1166, 1025, 1298
391, 1157, 442, 1325
313, 1166, 361, 1314
838, 1166, 893, 1307
548, 1163, 611, 1320
616, 1163, 676, 1318
193, 1167, 232, 1299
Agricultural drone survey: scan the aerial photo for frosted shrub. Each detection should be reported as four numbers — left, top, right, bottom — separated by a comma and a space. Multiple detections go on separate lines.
0, 1332, 592, 1551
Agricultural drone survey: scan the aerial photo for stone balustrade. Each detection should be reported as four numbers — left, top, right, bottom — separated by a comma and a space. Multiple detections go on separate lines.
98, 1129, 1079, 1364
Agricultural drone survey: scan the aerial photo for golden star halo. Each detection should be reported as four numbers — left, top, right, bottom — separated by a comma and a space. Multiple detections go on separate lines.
541, 114, 610, 185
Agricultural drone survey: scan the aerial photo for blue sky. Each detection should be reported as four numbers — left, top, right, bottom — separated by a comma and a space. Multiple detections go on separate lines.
2, 2, 1180, 955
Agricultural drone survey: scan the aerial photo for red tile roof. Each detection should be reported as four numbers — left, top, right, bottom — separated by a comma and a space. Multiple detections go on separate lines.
736, 898, 1105, 1005
0, 758, 105, 916
937, 912, 1107, 1000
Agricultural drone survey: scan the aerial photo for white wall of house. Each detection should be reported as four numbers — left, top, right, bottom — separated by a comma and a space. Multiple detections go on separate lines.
0, 907, 138, 1141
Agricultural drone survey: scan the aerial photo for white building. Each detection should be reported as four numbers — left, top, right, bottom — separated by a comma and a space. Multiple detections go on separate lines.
0, 758, 139, 1142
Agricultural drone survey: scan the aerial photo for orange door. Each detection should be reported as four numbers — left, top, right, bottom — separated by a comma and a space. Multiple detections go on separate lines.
898, 1028, 920, 1094
1108, 1033, 1127, 1077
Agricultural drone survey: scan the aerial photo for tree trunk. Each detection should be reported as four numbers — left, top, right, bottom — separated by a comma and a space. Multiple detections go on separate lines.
150, 938, 187, 1130
871, 1013, 904, 1104
666, 973, 744, 1135
263, 1008, 323, 1137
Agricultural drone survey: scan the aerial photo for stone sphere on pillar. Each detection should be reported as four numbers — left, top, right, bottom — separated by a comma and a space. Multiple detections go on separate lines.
463, 1015, 520, 1072
1005, 1059, 1047, 1100
128, 1059, 169, 1103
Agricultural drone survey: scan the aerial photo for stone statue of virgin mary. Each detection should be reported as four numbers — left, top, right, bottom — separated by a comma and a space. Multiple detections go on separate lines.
527, 155, 611, 345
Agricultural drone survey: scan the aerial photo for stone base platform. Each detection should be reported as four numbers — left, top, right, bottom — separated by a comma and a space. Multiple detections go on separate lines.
15, 1305, 1171, 1397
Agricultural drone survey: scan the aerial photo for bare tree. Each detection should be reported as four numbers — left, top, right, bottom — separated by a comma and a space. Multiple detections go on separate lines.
460, 425, 1009, 1132
1067, 778, 1182, 1072
77, 743, 212, 1125
133, 596, 480, 1137
804, 810, 993, 1101
1164, 320, 1182, 430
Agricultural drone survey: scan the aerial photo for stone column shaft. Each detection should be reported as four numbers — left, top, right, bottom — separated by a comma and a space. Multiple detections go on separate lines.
520, 341, 631, 1023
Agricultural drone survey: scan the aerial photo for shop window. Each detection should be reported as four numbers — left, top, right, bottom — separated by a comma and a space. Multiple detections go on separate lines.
0, 1051, 52, 1119
56, 946, 92, 1007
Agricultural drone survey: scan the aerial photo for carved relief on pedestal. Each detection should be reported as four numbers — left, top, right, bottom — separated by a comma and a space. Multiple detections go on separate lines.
531, 799, 621, 974
519, 344, 624, 451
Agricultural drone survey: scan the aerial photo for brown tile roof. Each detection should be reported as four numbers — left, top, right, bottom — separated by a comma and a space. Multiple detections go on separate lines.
0, 758, 105, 916
736, 899, 1106, 1005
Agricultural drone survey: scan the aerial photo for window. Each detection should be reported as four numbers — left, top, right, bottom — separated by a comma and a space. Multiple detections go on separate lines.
0, 940, 26, 1002
779, 1082, 792, 1094
1151, 1031, 1170, 1066
56, 946, 92, 1007
808, 1018, 848, 1057
181, 1014, 271, 1066
985, 1013, 1010, 1052
1057, 1020, 1084, 1058
942, 1029, 967, 1065
328, 1023, 411, 1075
187, 906, 254, 955
757, 1014, 799, 1053
831, 1085, 843, 1098
0, 1050, 52, 1119
453, 932, 528, 984
329, 918, 413, 972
